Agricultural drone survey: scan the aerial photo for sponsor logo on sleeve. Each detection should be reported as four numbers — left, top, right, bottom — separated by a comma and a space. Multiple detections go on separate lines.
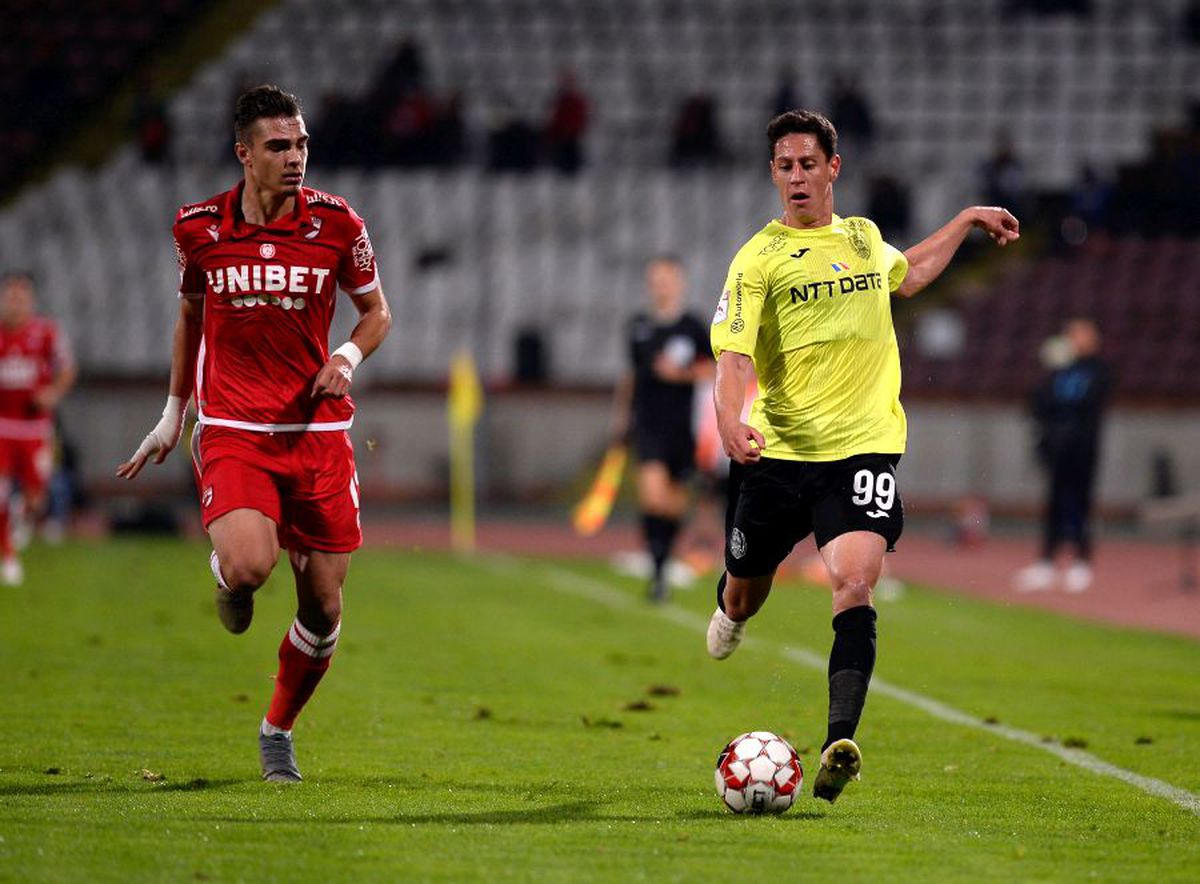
351, 228, 375, 273
712, 289, 730, 325
306, 189, 347, 209
179, 204, 219, 219
730, 272, 745, 333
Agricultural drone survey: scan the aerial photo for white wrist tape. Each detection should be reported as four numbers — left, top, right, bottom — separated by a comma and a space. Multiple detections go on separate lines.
331, 342, 363, 370
132, 395, 186, 461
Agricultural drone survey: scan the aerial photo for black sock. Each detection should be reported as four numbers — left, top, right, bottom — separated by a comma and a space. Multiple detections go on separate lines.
824, 605, 877, 751
715, 572, 728, 613
642, 515, 680, 580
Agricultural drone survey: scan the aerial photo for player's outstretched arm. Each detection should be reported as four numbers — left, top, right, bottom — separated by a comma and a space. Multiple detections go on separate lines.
897, 206, 1019, 298
116, 297, 202, 479
311, 286, 392, 398
714, 351, 765, 464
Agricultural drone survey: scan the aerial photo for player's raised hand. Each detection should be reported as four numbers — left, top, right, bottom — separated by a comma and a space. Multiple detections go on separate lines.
116, 396, 186, 480
721, 421, 766, 465
970, 206, 1020, 246
311, 355, 354, 399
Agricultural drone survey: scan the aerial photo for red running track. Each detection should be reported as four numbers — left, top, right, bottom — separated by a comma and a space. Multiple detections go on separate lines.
363, 517, 1200, 640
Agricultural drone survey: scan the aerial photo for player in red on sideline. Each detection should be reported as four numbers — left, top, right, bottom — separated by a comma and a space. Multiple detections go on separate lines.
116, 85, 392, 782
0, 272, 77, 586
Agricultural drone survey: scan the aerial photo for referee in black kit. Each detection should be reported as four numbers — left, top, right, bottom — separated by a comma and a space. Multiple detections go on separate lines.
611, 255, 714, 601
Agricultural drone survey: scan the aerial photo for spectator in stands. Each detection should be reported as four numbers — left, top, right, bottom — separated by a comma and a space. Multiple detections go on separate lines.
1015, 318, 1111, 594
432, 91, 467, 168
316, 91, 362, 166
670, 93, 725, 167
383, 85, 438, 166
829, 76, 875, 144
866, 174, 911, 241
378, 38, 427, 94
1062, 164, 1113, 242
771, 67, 800, 118
487, 96, 539, 172
132, 72, 171, 165
542, 69, 589, 174
981, 132, 1031, 220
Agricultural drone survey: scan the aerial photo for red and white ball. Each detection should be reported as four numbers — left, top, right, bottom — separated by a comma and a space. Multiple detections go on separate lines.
715, 731, 804, 814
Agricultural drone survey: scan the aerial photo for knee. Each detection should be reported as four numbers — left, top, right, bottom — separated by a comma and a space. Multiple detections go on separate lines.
832, 576, 873, 611
724, 595, 753, 622
301, 596, 342, 635
721, 578, 762, 622
221, 555, 275, 593
317, 596, 342, 630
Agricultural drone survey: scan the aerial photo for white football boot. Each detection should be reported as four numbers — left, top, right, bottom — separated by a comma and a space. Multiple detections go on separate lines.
706, 608, 745, 660
1, 555, 23, 586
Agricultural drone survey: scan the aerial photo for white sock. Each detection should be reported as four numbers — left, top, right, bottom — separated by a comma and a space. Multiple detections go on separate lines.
210, 550, 230, 591
260, 717, 291, 738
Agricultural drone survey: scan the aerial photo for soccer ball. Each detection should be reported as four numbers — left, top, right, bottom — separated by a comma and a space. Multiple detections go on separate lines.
714, 731, 804, 814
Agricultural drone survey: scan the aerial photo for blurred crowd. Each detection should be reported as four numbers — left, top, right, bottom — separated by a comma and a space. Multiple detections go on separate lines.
130, 32, 1200, 245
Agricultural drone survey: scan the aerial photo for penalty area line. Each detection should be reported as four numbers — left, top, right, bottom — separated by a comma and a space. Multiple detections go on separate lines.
505, 560, 1200, 818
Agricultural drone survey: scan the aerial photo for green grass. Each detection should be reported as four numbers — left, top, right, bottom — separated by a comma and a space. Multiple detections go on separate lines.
1, 539, 1198, 882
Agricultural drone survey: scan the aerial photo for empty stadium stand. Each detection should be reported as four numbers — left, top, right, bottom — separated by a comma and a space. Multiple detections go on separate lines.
2, 0, 1199, 396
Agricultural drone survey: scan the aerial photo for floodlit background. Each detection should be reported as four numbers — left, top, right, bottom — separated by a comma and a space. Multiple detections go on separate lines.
2, 4, 1200, 880
2, 0, 1200, 581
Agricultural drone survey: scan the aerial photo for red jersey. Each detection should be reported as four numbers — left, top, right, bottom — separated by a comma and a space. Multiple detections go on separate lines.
173, 182, 381, 432
0, 317, 71, 440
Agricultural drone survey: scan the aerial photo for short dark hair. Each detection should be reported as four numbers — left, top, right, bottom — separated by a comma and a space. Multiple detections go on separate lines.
648, 252, 683, 268
767, 109, 837, 161
234, 85, 303, 143
1, 271, 34, 289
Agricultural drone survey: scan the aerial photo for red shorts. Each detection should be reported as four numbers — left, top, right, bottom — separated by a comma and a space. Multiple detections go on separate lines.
191, 425, 361, 553
0, 437, 52, 498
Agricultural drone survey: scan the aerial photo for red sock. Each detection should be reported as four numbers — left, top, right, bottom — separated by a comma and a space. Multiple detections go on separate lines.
0, 479, 12, 558
265, 618, 340, 731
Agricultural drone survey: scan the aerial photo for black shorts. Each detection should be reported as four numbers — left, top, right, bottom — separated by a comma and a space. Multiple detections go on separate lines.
633, 428, 695, 481
725, 453, 903, 577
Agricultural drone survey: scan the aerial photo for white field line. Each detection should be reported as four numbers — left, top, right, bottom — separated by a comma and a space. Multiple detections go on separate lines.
493, 559, 1200, 817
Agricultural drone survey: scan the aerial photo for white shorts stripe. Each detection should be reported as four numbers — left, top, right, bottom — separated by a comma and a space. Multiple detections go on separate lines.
197, 409, 353, 433
0, 416, 52, 440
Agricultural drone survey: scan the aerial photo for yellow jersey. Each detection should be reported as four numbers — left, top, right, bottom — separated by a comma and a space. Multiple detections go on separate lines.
710, 215, 910, 461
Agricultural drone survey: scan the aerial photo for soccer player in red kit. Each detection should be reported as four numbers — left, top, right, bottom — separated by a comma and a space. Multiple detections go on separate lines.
0, 272, 77, 586
116, 86, 392, 782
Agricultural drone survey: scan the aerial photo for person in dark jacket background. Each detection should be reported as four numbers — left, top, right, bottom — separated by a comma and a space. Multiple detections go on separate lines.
1015, 318, 1111, 593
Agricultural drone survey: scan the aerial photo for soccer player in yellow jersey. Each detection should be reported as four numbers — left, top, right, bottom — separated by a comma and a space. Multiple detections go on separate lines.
706, 110, 1019, 803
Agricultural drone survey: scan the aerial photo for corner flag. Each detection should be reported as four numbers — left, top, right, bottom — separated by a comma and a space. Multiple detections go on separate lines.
448, 349, 483, 552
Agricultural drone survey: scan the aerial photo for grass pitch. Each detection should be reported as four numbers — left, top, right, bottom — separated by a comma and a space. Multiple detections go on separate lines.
1, 538, 1198, 882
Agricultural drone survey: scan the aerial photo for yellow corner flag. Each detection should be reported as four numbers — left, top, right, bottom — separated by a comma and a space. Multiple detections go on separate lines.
572, 444, 627, 536
448, 349, 483, 553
